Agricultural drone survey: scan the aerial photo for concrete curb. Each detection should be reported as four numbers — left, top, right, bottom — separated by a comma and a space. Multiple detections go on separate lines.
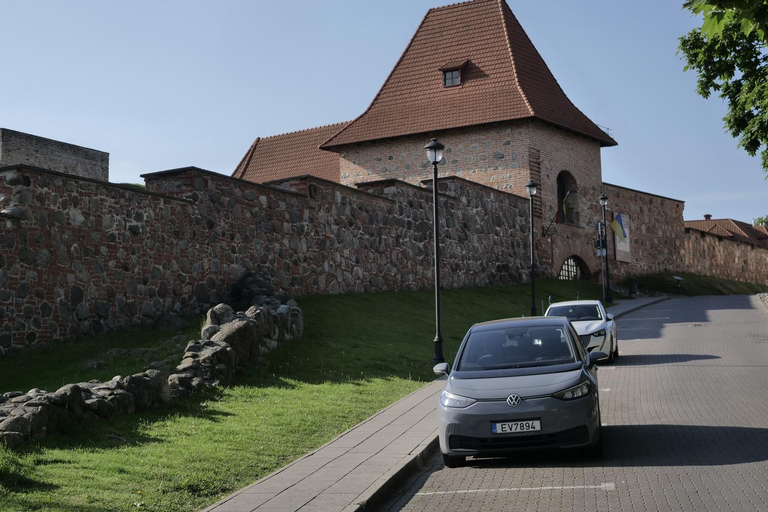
349, 295, 674, 511
348, 435, 439, 512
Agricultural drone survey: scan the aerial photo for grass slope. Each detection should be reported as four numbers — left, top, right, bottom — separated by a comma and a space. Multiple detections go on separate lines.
0, 280, 611, 511
620, 272, 768, 296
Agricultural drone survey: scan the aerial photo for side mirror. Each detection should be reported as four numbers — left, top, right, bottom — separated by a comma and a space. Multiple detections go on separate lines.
606, 313, 614, 321
433, 362, 449, 376
588, 351, 608, 367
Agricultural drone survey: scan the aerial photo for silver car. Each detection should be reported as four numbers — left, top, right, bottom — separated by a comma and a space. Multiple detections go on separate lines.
433, 317, 605, 467
545, 300, 618, 362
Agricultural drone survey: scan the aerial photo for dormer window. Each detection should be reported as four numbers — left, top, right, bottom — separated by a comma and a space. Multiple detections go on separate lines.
439, 59, 469, 88
443, 69, 461, 87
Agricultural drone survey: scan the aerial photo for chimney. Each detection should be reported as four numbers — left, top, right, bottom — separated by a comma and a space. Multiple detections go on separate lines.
704, 214, 712, 221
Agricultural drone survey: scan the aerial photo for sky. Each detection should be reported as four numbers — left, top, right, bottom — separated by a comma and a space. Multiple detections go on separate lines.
1, 0, 766, 223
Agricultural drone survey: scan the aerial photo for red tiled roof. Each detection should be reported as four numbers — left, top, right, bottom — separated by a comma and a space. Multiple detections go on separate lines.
232, 122, 348, 183
684, 218, 768, 248
322, 0, 615, 149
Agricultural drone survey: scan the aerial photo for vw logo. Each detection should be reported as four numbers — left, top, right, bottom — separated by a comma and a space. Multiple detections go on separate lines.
506, 394, 522, 407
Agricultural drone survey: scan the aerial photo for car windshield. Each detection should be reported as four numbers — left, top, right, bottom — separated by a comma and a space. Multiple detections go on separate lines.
456, 325, 577, 371
546, 304, 603, 321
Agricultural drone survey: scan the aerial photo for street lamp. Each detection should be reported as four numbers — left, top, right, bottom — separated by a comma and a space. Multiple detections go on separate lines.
525, 180, 539, 316
425, 138, 445, 363
598, 194, 614, 303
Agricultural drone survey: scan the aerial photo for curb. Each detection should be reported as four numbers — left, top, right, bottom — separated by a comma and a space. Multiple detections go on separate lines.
348, 435, 439, 512
350, 295, 674, 511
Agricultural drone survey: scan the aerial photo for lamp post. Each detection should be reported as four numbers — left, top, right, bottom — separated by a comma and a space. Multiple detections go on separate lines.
525, 180, 539, 316
598, 194, 614, 303
425, 138, 445, 363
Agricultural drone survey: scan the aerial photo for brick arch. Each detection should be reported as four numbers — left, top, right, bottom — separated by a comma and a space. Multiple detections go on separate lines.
557, 253, 593, 280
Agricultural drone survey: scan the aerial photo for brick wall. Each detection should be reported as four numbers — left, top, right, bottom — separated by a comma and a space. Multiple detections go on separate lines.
0, 129, 109, 182
337, 120, 606, 279
1, 165, 531, 349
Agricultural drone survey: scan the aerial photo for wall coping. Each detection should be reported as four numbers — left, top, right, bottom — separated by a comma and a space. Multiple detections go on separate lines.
0, 164, 195, 205
142, 166, 306, 199
268, 174, 395, 203
603, 182, 684, 204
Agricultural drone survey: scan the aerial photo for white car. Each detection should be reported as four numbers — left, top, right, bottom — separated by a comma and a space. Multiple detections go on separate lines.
544, 300, 618, 362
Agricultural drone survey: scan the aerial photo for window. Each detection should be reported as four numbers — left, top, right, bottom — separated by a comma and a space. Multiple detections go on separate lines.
559, 256, 589, 280
556, 171, 579, 224
443, 69, 461, 87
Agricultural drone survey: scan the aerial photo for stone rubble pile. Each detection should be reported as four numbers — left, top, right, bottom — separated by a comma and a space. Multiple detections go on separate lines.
0, 300, 303, 450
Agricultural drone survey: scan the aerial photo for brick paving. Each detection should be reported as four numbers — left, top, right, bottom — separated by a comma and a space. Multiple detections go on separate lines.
383, 295, 768, 512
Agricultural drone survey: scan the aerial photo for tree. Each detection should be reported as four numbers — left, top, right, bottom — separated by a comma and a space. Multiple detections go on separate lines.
683, 1, 768, 39
755, 215, 768, 227
679, 2, 768, 174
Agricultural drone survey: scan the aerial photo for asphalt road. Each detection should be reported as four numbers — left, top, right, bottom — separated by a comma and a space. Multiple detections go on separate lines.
381, 295, 768, 512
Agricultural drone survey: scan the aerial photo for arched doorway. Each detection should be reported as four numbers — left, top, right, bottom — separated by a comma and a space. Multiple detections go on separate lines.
556, 171, 579, 225
559, 256, 590, 280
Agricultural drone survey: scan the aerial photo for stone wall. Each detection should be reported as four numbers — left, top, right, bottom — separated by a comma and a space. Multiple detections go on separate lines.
603, 183, 686, 279
336, 119, 607, 279
682, 229, 768, 286
0, 129, 109, 182
1, 164, 531, 349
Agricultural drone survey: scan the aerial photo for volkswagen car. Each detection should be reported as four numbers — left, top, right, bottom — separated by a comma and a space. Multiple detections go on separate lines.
433, 317, 605, 467
545, 300, 618, 362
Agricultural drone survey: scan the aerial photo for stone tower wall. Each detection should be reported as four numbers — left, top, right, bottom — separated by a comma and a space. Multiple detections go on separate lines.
0, 129, 109, 182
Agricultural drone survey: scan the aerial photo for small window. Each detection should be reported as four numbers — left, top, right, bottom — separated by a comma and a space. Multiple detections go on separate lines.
443, 69, 461, 87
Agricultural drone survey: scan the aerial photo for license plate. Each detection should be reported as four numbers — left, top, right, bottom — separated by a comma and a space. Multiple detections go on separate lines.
492, 420, 541, 434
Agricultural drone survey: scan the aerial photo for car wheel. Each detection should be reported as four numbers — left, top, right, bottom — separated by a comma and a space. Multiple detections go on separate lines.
442, 452, 465, 468
606, 339, 615, 364
584, 411, 603, 459
612, 336, 619, 359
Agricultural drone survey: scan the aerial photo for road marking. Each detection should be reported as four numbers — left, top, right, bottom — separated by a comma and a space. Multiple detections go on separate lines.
417, 483, 616, 496
600, 388, 611, 392
619, 317, 669, 320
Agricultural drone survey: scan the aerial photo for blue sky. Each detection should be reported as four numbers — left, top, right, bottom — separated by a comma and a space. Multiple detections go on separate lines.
2, 0, 765, 223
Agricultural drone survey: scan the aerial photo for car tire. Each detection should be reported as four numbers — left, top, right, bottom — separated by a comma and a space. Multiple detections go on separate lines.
442, 453, 465, 468
584, 411, 603, 459
606, 340, 615, 364
612, 336, 619, 359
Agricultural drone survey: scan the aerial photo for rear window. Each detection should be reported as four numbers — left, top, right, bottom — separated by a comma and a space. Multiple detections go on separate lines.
456, 325, 576, 371
546, 304, 603, 321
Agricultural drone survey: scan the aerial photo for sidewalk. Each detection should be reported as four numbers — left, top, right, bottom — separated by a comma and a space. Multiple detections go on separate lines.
203, 296, 669, 512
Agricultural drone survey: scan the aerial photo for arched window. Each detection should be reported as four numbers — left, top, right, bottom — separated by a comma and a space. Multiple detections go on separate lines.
559, 256, 590, 280
556, 171, 579, 225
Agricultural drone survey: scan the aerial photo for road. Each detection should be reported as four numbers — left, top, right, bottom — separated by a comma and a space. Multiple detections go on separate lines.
382, 295, 768, 512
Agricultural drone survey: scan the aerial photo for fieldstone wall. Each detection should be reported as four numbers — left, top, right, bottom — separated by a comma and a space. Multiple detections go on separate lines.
603, 183, 686, 280
682, 229, 768, 286
0, 301, 303, 449
1, 164, 530, 349
0, 129, 109, 182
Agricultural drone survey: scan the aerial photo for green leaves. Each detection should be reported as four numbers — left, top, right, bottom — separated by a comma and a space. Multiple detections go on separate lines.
679, 6, 768, 175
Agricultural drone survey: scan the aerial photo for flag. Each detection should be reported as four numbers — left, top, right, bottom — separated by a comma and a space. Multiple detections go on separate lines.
610, 213, 626, 240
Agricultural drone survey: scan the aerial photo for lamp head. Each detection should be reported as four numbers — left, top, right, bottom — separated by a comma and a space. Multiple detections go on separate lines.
525, 180, 539, 197
599, 194, 608, 208
425, 138, 445, 165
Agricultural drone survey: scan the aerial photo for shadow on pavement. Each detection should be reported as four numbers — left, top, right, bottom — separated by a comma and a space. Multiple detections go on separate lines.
464, 424, 768, 469
611, 353, 720, 366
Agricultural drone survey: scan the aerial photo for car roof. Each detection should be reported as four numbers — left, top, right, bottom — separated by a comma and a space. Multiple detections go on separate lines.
471, 316, 568, 332
547, 300, 602, 308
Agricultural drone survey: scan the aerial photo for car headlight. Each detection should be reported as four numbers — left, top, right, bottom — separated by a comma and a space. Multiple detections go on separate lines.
553, 380, 592, 400
591, 329, 606, 339
440, 390, 477, 408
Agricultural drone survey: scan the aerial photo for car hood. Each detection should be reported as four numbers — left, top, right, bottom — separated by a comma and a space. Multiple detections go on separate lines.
446, 367, 584, 400
570, 320, 606, 335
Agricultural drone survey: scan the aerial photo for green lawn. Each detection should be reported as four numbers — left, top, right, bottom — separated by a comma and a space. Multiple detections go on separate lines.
619, 272, 768, 296
0, 279, 639, 511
